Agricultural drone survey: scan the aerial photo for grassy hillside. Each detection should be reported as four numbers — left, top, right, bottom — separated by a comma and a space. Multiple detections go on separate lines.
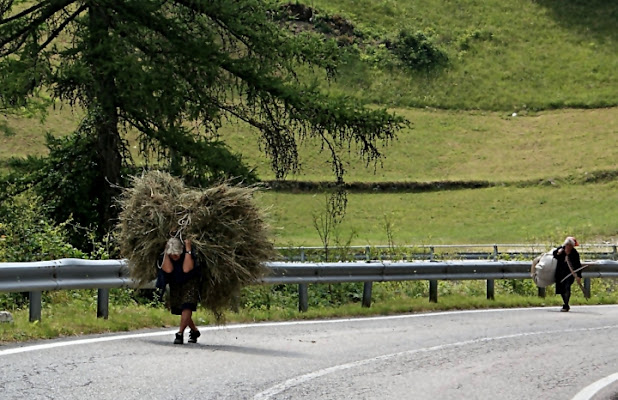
1, 0, 616, 245
309, 0, 618, 110
223, 107, 618, 182
259, 182, 618, 246
2, 106, 617, 183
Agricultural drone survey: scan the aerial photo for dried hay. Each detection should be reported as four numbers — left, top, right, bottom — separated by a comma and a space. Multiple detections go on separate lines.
116, 170, 277, 321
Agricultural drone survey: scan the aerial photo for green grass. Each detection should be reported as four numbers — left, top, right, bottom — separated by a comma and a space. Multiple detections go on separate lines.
7, 106, 616, 183
307, 0, 618, 110
258, 182, 618, 246
2, 282, 615, 344
224, 107, 618, 182
1, 0, 616, 344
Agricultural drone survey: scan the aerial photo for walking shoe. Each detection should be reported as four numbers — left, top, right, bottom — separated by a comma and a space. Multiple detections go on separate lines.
560, 306, 570, 312
188, 329, 201, 343
174, 332, 184, 344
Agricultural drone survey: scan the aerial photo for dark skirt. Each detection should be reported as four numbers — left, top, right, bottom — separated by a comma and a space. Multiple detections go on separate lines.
555, 278, 573, 295
169, 278, 200, 315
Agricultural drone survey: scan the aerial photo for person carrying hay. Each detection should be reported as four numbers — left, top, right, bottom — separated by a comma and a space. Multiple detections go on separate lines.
118, 170, 278, 326
160, 237, 201, 344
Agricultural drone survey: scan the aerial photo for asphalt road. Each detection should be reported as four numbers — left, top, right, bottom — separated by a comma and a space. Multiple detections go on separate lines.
1, 305, 616, 400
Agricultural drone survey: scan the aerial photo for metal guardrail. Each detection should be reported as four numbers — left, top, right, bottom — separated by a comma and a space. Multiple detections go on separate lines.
263, 260, 618, 283
276, 243, 618, 262
1, 258, 618, 321
0, 259, 129, 292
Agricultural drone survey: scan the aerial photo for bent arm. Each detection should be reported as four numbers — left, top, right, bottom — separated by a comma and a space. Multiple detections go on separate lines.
182, 239, 195, 273
572, 251, 583, 277
161, 254, 173, 273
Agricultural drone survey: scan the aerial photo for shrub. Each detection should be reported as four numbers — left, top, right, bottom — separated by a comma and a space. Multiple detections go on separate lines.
0, 193, 87, 310
391, 30, 448, 71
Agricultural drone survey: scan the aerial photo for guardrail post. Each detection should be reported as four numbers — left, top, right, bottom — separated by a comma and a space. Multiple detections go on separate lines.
97, 289, 109, 319
298, 285, 308, 312
583, 278, 591, 299
362, 282, 373, 308
298, 247, 308, 312
485, 245, 498, 300
613, 245, 617, 261
429, 280, 438, 303
538, 287, 546, 298
430, 246, 434, 261
362, 246, 373, 307
29, 291, 42, 322
487, 280, 495, 300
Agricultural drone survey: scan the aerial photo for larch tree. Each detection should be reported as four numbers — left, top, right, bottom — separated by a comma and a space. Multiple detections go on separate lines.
0, 0, 406, 237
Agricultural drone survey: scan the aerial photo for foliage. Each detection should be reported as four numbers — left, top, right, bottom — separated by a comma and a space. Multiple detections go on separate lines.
0, 193, 87, 309
3, 130, 104, 250
2, 115, 258, 250
0, 194, 85, 263
307, 0, 618, 110
456, 29, 493, 52
311, 191, 353, 261
0, 0, 406, 237
390, 29, 448, 71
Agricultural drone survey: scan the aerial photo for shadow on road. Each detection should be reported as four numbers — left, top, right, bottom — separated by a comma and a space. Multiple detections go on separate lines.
142, 339, 310, 358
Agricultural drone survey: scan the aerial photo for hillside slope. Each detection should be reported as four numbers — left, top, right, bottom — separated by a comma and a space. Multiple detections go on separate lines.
306, 0, 617, 110
2, 0, 616, 183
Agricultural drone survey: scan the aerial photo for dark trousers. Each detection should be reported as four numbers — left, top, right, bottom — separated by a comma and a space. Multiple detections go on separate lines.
558, 281, 572, 308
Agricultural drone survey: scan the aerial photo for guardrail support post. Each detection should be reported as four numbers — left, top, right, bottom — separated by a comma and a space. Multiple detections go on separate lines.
429, 280, 438, 303
430, 247, 434, 261
97, 289, 109, 319
298, 249, 308, 312
29, 291, 42, 322
538, 287, 546, 298
298, 284, 308, 312
362, 282, 373, 308
487, 280, 495, 300
613, 245, 617, 261
583, 278, 591, 299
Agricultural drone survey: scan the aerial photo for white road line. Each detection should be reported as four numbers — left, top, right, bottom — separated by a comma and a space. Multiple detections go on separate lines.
253, 325, 618, 400
0, 307, 524, 356
0, 305, 615, 358
571, 372, 618, 400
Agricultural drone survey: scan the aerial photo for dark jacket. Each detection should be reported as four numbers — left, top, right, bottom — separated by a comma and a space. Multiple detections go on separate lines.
553, 246, 582, 286
156, 250, 199, 288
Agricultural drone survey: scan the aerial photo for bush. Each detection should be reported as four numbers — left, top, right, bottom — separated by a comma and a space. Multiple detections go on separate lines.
0, 193, 87, 310
391, 30, 448, 71
0, 194, 85, 263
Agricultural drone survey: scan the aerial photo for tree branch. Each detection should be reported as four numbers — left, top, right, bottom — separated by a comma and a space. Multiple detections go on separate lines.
0, 0, 76, 49
0, 0, 48, 25
37, 4, 86, 52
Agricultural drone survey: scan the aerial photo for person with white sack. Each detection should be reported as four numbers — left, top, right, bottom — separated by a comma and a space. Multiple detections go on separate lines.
553, 236, 583, 312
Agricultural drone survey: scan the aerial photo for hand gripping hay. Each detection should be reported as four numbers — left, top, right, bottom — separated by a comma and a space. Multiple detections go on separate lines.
116, 170, 277, 321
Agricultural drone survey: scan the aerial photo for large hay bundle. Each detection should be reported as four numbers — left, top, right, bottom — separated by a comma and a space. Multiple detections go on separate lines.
116, 170, 277, 321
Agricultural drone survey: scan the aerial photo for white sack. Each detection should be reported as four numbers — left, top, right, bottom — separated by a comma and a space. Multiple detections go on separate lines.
531, 251, 557, 288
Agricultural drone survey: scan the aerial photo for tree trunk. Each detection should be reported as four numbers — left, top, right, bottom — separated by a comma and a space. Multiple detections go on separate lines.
88, 5, 122, 234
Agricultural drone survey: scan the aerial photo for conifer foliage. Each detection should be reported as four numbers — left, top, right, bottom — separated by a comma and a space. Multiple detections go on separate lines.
0, 0, 405, 233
